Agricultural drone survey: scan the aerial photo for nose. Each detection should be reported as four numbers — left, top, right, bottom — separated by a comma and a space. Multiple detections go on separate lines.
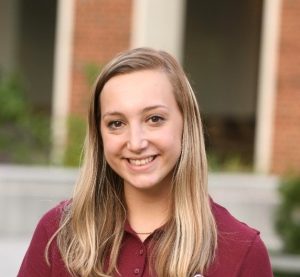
126, 124, 148, 152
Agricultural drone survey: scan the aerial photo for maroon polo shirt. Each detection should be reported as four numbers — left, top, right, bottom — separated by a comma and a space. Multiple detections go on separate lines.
18, 201, 273, 277
116, 221, 154, 276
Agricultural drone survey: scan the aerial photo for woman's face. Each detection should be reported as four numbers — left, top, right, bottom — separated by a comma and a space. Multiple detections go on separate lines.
100, 69, 183, 192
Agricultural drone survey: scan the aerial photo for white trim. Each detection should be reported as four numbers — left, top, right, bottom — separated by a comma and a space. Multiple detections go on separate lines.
51, 0, 75, 164
130, 0, 186, 62
254, 0, 282, 173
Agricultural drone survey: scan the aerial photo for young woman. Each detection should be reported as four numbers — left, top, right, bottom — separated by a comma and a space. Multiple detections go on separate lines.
18, 48, 273, 276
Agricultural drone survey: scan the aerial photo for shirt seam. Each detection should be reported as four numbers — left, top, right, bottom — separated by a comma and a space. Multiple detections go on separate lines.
236, 233, 260, 275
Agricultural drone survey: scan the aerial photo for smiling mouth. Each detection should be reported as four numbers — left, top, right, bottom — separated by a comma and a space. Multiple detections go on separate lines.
127, 155, 156, 166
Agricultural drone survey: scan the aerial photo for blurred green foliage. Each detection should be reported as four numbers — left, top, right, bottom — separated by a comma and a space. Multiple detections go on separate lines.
276, 175, 300, 254
62, 62, 102, 167
84, 63, 102, 87
63, 116, 86, 167
0, 73, 50, 164
274, 272, 300, 277
207, 152, 252, 172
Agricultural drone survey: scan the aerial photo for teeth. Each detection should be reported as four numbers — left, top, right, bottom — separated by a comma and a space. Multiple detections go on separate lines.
129, 156, 154, 166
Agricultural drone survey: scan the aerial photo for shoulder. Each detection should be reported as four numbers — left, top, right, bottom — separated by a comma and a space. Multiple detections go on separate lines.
36, 200, 69, 236
18, 201, 70, 277
211, 200, 259, 239
26, 200, 69, 246
208, 200, 272, 276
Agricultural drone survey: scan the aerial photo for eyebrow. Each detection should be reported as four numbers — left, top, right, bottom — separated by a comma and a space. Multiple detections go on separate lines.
102, 105, 168, 118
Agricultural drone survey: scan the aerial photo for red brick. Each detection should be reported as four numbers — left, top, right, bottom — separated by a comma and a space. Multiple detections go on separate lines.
271, 0, 300, 174
272, 0, 300, 174
69, 0, 133, 117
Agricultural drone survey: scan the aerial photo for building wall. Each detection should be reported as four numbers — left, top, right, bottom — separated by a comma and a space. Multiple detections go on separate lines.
272, 0, 300, 174
184, 0, 262, 118
0, 0, 56, 112
18, 0, 57, 112
0, 0, 19, 73
59, 0, 300, 173
69, 0, 133, 117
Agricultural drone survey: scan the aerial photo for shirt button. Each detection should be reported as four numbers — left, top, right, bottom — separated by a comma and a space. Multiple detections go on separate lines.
134, 268, 140, 275
139, 249, 144, 255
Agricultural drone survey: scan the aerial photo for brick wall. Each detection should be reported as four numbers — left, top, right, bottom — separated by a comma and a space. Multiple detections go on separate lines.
272, 0, 300, 174
69, 0, 133, 117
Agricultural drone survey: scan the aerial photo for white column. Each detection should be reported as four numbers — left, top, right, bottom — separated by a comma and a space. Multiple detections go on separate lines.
254, 0, 282, 173
131, 0, 186, 62
51, 0, 75, 164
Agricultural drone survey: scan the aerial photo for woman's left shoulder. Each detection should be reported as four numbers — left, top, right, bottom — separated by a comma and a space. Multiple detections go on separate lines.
208, 200, 273, 276
211, 200, 260, 239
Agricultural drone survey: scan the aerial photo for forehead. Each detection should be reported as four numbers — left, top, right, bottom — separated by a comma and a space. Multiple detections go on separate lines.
103, 69, 171, 93
100, 70, 178, 114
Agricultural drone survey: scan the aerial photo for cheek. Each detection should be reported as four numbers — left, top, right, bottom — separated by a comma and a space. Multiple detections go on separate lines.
101, 133, 113, 156
160, 126, 182, 156
102, 142, 119, 173
172, 136, 183, 159
171, 124, 183, 158
102, 134, 123, 160
171, 118, 183, 141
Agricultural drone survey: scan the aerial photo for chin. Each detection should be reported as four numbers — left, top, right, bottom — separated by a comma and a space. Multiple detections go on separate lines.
124, 176, 169, 191
126, 181, 157, 190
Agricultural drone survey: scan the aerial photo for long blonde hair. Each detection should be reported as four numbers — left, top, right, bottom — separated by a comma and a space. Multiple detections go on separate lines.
47, 48, 217, 276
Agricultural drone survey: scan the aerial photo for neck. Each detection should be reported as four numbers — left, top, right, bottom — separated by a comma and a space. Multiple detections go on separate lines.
124, 184, 172, 236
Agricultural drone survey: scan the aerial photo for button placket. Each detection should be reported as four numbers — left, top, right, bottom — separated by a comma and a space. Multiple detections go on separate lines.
130, 242, 146, 276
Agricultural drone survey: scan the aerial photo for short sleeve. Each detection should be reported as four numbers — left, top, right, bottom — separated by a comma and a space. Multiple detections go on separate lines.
238, 234, 273, 277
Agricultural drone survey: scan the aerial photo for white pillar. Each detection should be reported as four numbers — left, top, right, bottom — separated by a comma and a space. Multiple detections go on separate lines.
131, 0, 186, 62
254, 0, 282, 173
51, 0, 75, 164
